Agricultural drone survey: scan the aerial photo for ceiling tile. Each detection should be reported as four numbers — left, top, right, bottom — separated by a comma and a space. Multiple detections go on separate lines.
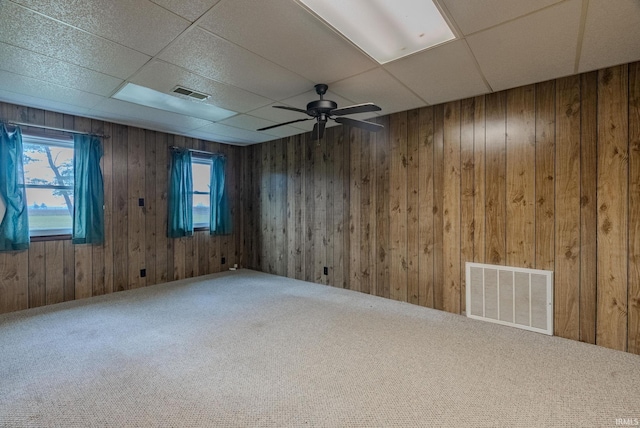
330, 68, 426, 115
0, 1, 150, 79
11, 0, 189, 56
441, 0, 563, 35
0, 88, 94, 119
579, 0, 640, 73
149, 0, 221, 22
466, 0, 582, 92
384, 40, 489, 104
130, 60, 272, 113
0, 70, 104, 110
159, 28, 312, 100
0, 42, 123, 96
198, 0, 377, 83
91, 98, 213, 131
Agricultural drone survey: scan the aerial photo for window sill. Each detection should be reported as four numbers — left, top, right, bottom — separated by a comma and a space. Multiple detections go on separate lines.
30, 234, 72, 242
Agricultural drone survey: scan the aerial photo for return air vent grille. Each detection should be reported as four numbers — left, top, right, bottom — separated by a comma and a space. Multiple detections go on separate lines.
466, 262, 554, 335
172, 86, 210, 101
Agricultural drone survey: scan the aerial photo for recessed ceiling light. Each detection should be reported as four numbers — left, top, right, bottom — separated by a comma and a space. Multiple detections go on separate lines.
112, 83, 236, 122
298, 0, 455, 64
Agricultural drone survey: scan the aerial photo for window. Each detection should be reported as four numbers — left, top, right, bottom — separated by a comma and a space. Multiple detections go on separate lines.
22, 134, 74, 237
192, 156, 211, 230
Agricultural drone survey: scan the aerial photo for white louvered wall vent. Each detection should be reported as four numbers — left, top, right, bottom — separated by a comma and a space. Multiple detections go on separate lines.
466, 262, 554, 335
172, 86, 210, 100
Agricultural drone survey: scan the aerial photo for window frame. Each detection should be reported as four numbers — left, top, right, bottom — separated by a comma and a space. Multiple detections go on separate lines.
191, 155, 212, 231
22, 132, 75, 240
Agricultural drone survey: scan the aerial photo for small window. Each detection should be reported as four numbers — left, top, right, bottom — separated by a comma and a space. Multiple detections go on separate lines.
22, 134, 74, 237
192, 156, 211, 230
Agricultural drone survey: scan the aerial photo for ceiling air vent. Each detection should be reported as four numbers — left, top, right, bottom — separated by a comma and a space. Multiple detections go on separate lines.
172, 86, 210, 101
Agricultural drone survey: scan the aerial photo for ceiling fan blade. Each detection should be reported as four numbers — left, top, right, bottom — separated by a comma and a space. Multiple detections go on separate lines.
272, 105, 308, 114
331, 102, 381, 116
311, 121, 326, 140
257, 117, 313, 131
335, 117, 384, 133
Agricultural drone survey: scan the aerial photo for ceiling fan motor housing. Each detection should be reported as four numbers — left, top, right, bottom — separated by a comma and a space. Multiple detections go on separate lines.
306, 99, 337, 118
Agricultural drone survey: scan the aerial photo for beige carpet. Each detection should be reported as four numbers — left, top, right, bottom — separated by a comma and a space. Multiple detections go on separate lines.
1, 270, 639, 427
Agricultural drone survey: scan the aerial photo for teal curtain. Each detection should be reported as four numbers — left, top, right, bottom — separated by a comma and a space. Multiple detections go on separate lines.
210, 155, 231, 235
0, 124, 29, 251
168, 148, 193, 238
72, 134, 104, 244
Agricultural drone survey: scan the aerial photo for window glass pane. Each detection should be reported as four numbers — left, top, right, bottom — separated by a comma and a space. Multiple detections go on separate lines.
193, 194, 210, 228
26, 188, 74, 232
192, 161, 211, 192
22, 139, 74, 236
23, 143, 74, 187
192, 159, 211, 228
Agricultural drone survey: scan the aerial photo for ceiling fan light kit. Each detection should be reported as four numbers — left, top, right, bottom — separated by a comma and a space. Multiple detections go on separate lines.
257, 84, 383, 140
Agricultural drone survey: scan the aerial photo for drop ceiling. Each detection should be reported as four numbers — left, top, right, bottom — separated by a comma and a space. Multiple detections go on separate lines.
0, 0, 638, 146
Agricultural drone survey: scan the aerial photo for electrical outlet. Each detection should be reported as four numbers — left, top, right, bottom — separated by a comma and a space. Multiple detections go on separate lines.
221, 257, 226, 265
140, 268, 146, 278
323, 266, 328, 275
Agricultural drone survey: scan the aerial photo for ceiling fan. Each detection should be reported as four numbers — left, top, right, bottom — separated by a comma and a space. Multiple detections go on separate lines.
257, 84, 384, 140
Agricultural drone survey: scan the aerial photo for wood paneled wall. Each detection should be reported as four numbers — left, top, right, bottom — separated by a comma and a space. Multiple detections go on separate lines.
0, 102, 246, 315
244, 62, 640, 354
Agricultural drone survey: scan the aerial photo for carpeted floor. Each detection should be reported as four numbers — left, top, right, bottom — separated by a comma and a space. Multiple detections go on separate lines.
1, 269, 639, 427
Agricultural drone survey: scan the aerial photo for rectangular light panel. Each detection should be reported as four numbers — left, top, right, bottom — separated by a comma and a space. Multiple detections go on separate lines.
298, 0, 455, 64
113, 83, 236, 122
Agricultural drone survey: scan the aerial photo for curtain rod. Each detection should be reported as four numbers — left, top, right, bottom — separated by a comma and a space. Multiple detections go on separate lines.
4, 121, 110, 139
169, 145, 225, 158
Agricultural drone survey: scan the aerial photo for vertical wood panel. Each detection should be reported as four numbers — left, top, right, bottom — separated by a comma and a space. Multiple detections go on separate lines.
406, 110, 420, 304
304, 135, 315, 282
360, 129, 373, 294
28, 241, 45, 308
286, 137, 296, 278
485, 92, 507, 265
127, 127, 145, 288
596, 65, 629, 351
389, 112, 408, 301
375, 116, 389, 298
45, 241, 64, 304
349, 127, 361, 291
535, 81, 556, 271
325, 130, 335, 286
98, 121, 112, 295
473, 96, 486, 264
506, 85, 536, 268
112, 124, 128, 291
314, 136, 326, 284
628, 62, 640, 354
418, 107, 434, 308
555, 75, 582, 340
332, 129, 345, 287
580, 71, 598, 345
155, 133, 169, 284
63, 239, 75, 301
443, 101, 461, 314
433, 105, 445, 310
0, 252, 28, 312
145, 130, 157, 283
460, 99, 475, 313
